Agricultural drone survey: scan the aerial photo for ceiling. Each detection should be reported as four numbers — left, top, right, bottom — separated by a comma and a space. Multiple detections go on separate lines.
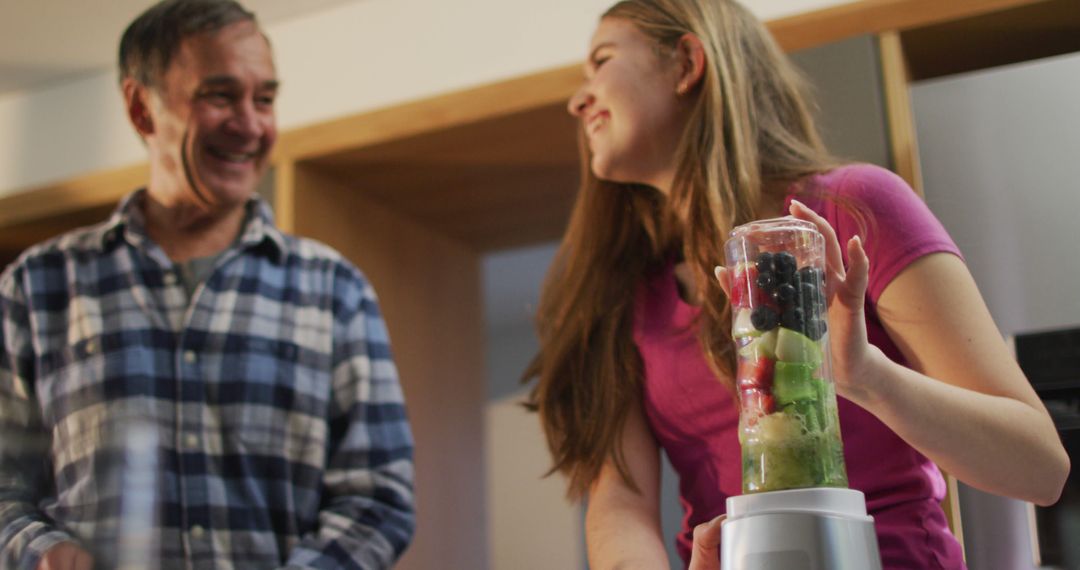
0, 0, 360, 96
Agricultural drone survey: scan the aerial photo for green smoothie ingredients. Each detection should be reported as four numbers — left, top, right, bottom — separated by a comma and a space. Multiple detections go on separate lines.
730, 246, 848, 493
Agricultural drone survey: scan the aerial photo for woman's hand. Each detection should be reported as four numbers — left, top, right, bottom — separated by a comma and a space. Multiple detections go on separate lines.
687, 514, 725, 570
35, 543, 93, 570
787, 199, 883, 401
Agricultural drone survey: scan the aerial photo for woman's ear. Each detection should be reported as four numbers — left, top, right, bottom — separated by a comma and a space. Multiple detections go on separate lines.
675, 32, 706, 95
122, 78, 155, 138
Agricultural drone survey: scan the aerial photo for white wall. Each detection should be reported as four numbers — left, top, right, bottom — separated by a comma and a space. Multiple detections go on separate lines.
912, 51, 1080, 570
0, 0, 848, 197
483, 244, 584, 569
912, 51, 1080, 337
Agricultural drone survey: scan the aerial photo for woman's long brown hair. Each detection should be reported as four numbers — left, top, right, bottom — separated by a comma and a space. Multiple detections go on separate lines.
524, 0, 841, 499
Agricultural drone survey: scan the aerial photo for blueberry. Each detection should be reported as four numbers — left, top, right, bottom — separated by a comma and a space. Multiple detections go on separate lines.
775, 252, 797, 277
805, 317, 827, 340
756, 271, 777, 292
755, 252, 775, 273
800, 281, 820, 307
775, 283, 797, 305
798, 266, 824, 289
775, 267, 795, 286
781, 307, 805, 331
750, 306, 779, 331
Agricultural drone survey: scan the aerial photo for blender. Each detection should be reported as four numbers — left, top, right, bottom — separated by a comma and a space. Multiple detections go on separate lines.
720, 217, 881, 569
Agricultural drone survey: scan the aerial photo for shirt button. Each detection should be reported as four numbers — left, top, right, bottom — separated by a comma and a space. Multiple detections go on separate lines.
190, 525, 205, 539
184, 434, 199, 449
163, 272, 177, 286
183, 350, 197, 364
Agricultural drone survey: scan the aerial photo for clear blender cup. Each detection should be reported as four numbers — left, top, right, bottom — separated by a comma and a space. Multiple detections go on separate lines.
723, 217, 848, 494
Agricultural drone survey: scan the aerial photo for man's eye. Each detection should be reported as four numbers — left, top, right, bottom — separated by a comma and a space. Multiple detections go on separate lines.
202, 91, 233, 103
593, 56, 611, 68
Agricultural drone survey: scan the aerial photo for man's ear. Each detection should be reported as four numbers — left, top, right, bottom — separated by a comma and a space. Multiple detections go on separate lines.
122, 78, 155, 138
674, 32, 706, 95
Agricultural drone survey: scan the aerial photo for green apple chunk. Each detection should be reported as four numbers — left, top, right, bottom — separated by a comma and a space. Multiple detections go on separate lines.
772, 361, 818, 406
775, 327, 823, 366
738, 329, 778, 360
785, 395, 825, 433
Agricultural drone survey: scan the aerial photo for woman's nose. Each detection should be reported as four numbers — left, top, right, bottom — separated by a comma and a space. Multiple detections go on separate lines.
567, 85, 593, 118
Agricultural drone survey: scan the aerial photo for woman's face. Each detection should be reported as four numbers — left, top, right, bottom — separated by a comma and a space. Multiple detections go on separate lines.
568, 17, 688, 193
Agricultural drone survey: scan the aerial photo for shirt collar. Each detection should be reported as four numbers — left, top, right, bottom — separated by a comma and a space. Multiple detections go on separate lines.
97, 189, 287, 262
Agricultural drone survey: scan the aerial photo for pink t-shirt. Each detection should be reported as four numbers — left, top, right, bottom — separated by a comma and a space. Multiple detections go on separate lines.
634, 164, 967, 568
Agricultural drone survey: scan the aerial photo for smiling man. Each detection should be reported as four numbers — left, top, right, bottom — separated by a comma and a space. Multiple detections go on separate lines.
0, 2, 415, 569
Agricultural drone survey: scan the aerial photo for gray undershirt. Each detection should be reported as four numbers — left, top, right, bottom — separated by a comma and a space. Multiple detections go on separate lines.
176, 253, 223, 299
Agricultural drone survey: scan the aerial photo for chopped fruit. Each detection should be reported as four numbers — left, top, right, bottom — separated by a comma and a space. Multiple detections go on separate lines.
799, 282, 824, 321
804, 317, 827, 341
730, 227, 852, 495
740, 389, 776, 423
780, 306, 805, 333
732, 308, 760, 338
730, 263, 759, 308
737, 355, 775, 391
772, 362, 818, 405
784, 383, 828, 432
775, 327, 823, 366
750, 306, 779, 331
798, 266, 825, 288
756, 410, 802, 443
756, 271, 777, 292
738, 329, 778, 360
755, 252, 775, 273
774, 252, 797, 279
775, 283, 797, 305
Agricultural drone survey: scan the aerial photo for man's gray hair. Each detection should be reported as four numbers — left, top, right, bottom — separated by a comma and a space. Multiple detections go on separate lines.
118, 0, 258, 88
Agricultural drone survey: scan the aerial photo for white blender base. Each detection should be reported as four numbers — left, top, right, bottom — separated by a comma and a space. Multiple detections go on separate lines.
720, 487, 882, 570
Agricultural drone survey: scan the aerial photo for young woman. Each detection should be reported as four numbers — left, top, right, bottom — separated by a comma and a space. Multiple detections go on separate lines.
524, 0, 1070, 568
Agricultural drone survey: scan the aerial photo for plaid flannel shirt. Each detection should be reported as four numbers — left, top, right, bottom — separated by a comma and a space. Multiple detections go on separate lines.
0, 191, 415, 569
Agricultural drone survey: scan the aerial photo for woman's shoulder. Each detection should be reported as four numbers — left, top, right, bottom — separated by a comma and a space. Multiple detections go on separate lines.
801, 163, 961, 302
800, 163, 928, 223
811, 163, 913, 200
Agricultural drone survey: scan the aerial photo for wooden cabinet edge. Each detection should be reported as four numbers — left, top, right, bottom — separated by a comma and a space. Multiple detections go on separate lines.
878, 30, 924, 197
770, 0, 1047, 53
0, 0, 1052, 231
0, 163, 147, 229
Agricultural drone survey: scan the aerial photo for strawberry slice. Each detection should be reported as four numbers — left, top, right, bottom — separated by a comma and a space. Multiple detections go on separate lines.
730, 264, 758, 308
740, 388, 776, 423
736, 355, 775, 391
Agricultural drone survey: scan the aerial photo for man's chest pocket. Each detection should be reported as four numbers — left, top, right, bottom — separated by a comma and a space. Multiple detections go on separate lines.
40, 332, 164, 412
218, 337, 331, 457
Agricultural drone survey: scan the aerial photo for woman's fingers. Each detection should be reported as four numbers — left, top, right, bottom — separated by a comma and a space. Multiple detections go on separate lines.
688, 514, 726, 570
789, 199, 846, 283
714, 265, 732, 298
842, 235, 869, 307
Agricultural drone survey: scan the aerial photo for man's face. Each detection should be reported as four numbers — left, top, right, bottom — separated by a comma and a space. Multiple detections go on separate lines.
144, 20, 278, 212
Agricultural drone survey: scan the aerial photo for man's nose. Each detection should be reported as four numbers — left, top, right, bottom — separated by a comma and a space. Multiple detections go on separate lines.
226, 100, 265, 137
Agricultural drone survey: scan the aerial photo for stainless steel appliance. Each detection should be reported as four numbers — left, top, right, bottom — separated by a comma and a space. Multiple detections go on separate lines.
721, 487, 881, 570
